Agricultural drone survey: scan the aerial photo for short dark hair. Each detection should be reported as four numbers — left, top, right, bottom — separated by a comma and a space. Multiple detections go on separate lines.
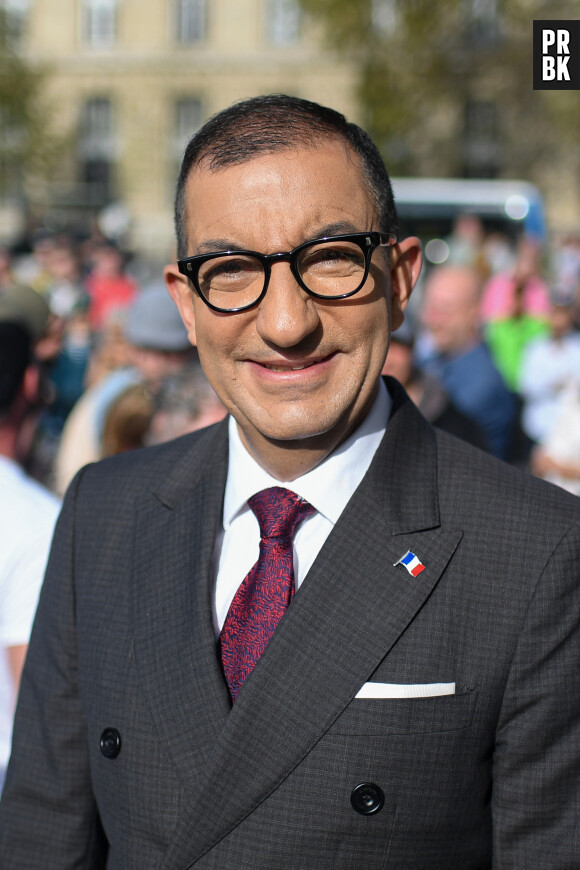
0, 322, 31, 416
174, 94, 398, 259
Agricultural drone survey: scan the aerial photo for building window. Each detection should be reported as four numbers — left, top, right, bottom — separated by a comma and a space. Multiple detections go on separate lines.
173, 97, 203, 178
463, 99, 499, 178
174, 98, 203, 153
78, 97, 115, 202
82, 0, 117, 48
266, 0, 300, 46
465, 0, 499, 45
175, 0, 205, 44
371, 0, 398, 36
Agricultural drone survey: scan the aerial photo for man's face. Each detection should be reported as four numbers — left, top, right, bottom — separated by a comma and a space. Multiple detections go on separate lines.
166, 140, 419, 472
421, 267, 480, 355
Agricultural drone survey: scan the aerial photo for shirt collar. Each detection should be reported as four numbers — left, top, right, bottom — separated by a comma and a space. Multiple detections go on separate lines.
223, 378, 391, 529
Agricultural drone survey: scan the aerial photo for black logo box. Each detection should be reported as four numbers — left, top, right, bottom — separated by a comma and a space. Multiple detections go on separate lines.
533, 20, 580, 90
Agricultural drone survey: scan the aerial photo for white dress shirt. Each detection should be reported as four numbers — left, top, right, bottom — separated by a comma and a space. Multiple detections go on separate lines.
213, 379, 391, 634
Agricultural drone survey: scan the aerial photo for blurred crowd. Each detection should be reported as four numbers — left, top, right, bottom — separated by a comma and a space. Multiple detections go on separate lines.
0, 229, 227, 496
387, 216, 580, 495
1, 219, 580, 496
1, 217, 580, 791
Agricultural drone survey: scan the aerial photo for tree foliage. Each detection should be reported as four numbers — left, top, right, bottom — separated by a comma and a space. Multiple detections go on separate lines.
301, 0, 580, 181
0, 8, 58, 197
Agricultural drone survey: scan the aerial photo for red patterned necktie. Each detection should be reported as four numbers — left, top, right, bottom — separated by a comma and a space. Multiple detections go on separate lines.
219, 486, 315, 702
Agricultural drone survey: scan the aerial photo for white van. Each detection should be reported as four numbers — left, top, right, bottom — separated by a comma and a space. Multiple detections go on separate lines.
391, 177, 546, 263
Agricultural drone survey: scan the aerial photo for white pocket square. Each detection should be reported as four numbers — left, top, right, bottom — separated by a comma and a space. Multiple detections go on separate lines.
355, 682, 456, 699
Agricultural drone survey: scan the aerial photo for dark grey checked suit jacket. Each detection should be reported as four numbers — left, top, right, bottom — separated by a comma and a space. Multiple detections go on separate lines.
1, 379, 579, 869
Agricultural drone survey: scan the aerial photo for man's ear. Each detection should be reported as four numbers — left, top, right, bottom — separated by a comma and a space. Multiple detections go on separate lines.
389, 237, 423, 331
164, 264, 198, 346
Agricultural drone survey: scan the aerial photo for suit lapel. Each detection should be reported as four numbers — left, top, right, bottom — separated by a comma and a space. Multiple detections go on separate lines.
163, 382, 464, 868
131, 420, 231, 793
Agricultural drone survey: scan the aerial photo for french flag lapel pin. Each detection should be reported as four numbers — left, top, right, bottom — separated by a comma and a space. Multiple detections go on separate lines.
394, 549, 426, 577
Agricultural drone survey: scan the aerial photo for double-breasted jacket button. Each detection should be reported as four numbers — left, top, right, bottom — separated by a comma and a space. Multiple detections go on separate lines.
350, 782, 385, 815
100, 727, 122, 759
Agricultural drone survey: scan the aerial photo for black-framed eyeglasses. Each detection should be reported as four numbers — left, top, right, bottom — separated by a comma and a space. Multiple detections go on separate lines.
176, 231, 397, 313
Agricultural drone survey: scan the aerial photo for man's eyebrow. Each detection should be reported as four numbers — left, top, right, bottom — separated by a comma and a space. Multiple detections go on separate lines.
192, 222, 365, 256
311, 221, 361, 238
194, 239, 247, 254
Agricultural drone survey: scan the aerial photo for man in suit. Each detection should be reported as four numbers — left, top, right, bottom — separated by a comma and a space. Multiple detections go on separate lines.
0, 94, 579, 868
417, 264, 518, 460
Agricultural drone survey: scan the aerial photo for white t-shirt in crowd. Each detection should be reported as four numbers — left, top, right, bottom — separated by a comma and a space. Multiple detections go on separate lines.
0, 457, 61, 776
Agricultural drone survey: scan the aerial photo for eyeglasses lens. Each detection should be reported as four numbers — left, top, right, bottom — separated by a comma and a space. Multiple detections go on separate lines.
297, 240, 366, 296
198, 255, 263, 310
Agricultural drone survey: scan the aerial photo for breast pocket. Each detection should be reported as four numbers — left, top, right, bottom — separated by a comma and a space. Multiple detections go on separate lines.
329, 688, 478, 736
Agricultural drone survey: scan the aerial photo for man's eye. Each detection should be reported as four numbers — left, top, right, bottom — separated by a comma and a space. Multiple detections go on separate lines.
314, 248, 350, 262
301, 245, 363, 270
202, 257, 260, 282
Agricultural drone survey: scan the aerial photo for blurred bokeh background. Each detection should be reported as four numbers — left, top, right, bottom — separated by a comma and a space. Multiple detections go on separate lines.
1, 0, 580, 496
0, 0, 578, 266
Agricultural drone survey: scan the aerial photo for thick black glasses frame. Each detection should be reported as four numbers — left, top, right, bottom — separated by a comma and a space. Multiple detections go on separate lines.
176, 231, 397, 313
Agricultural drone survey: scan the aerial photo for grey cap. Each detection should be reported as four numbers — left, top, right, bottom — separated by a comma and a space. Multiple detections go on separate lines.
124, 285, 191, 352
0, 284, 50, 341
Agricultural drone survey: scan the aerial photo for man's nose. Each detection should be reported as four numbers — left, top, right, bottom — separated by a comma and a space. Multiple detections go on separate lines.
255, 261, 321, 347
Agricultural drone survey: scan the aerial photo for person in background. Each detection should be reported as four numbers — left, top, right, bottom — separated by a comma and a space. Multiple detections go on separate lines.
481, 231, 516, 278
484, 275, 549, 392
574, 278, 580, 331
444, 213, 489, 279
383, 320, 487, 449
0, 285, 63, 480
518, 285, 580, 445
480, 234, 550, 322
101, 382, 155, 457
53, 283, 197, 494
83, 311, 133, 389
0, 284, 52, 351
85, 241, 137, 332
530, 380, 580, 496
551, 233, 580, 312
0, 321, 61, 794
16, 231, 57, 297
146, 361, 226, 446
26, 240, 94, 485
102, 362, 226, 457
417, 264, 518, 460
0, 248, 21, 293
42, 238, 91, 324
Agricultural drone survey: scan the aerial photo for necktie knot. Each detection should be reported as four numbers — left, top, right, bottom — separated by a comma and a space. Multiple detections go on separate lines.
249, 486, 315, 543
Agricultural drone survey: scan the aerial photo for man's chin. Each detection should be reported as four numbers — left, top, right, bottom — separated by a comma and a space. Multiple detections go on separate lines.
238, 410, 353, 454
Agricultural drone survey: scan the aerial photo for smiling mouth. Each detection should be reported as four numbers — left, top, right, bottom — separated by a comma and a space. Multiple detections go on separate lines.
248, 351, 338, 375
261, 361, 320, 372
